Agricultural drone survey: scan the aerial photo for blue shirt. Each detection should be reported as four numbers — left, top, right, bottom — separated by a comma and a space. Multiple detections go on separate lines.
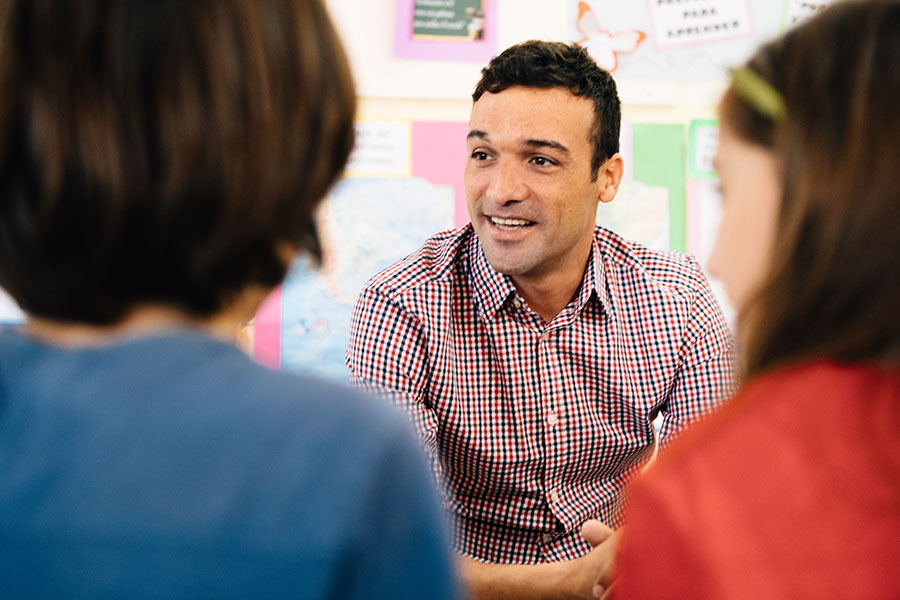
0, 326, 458, 599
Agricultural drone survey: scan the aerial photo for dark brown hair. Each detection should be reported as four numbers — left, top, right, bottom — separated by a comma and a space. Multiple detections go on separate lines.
720, 0, 900, 378
473, 40, 620, 178
0, 0, 356, 324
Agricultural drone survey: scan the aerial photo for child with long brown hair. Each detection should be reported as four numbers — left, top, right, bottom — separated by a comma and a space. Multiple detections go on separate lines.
613, 1, 900, 597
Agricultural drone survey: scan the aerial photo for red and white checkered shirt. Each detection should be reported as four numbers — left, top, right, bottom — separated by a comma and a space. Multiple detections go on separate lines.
347, 224, 735, 563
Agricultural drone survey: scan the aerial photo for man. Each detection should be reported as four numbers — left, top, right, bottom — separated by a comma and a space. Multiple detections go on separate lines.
347, 41, 734, 598
0, 2, 457, 597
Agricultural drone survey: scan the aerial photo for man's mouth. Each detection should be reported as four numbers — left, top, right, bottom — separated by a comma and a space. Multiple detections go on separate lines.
489, 216, 535, 230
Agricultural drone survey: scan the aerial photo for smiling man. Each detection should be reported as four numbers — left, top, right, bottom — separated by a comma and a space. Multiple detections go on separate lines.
347, 41, 735, 598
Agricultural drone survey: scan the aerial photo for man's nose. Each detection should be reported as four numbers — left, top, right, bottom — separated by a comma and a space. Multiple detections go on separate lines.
486, 159, 528, 205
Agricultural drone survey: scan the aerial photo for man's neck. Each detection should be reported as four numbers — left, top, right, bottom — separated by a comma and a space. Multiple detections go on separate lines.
513, 265, 587, 325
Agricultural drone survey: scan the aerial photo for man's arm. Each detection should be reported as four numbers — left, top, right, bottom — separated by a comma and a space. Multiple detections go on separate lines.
460, 522, 620, 600
658, 258, 737, 448
346, 284, 442, 476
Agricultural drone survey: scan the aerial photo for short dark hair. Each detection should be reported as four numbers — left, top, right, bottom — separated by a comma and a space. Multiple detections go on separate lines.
720, 0, 900, 377
0, 0, 356, 324
472, 40, 620, 177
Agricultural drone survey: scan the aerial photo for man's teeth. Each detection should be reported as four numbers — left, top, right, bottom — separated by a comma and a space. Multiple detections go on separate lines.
490, 217, 533, 229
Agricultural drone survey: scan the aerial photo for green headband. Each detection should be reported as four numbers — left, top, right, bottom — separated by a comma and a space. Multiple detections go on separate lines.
728, 66, 786, 122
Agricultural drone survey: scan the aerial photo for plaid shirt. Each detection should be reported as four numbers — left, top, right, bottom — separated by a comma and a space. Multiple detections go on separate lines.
347, 225, 735, 563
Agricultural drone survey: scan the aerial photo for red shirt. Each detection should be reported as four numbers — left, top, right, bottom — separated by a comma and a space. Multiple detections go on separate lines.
347, 225, 735, 563
617, 361, 900, 599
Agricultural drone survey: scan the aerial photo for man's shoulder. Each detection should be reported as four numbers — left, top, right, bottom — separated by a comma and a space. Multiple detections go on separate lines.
595, 226, 706, 299
362, 225, 474, 300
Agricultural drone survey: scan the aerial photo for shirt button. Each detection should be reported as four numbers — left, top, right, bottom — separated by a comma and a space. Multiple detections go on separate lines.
512, 298, 522, 308
547, 412, 559, 426
540, 331, 551, 342
549, 489, 560, 503
541, 533, 553, 544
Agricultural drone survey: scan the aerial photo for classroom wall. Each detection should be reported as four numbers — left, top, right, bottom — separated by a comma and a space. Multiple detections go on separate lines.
248, 0, 835, 379
0, 1, 834, 378
252, 0, 826, 377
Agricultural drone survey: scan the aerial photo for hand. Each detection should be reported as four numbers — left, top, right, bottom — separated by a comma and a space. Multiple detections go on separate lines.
580, 520, 623, 599
457, 521, 624, 600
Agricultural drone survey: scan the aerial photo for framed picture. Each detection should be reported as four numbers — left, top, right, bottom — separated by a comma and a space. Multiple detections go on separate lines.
394, 0, 497, 62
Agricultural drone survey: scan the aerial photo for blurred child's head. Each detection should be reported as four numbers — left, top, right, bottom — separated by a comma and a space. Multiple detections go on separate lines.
710, 0, 900, 377
0, 1, 356, 325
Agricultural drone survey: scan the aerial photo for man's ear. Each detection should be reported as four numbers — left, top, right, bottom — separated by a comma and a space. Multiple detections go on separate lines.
597, 153, 624, 204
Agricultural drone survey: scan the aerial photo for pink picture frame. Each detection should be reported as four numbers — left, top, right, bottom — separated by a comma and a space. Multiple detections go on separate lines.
394, 0, 497, 62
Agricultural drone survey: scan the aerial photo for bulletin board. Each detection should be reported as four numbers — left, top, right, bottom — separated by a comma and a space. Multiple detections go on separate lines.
0, 1, 834, 366
326, 0, 832, 103
247, 0, 834, 379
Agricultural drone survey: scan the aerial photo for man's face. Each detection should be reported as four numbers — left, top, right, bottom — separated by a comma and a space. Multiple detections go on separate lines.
464, 86, 618, 288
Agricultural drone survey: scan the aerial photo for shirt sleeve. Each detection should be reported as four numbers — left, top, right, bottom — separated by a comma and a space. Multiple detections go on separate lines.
346, 283, 443, 482
657, 257, 737, 449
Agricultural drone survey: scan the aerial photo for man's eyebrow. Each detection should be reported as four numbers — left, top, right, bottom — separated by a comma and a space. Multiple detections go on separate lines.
524, 139, 570, 156
466, 131, 571, 157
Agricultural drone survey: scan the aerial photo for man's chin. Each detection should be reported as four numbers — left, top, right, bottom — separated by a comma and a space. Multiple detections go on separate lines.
481, 252, 534, 278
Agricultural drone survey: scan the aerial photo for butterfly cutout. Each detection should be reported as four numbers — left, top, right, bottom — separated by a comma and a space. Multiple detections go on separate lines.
575, 1, 646, 72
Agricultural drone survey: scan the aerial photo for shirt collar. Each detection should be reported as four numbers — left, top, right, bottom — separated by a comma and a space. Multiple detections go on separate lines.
578, 238, 612, 316
469, 230, 612, 322
469, 232, 516, 321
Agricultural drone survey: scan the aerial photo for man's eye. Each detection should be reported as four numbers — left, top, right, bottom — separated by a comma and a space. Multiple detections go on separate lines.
531, 156, 554, 166
471, 151, 490, 160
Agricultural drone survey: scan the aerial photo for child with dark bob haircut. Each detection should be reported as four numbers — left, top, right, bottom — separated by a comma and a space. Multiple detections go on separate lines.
0, 2, 458, 598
